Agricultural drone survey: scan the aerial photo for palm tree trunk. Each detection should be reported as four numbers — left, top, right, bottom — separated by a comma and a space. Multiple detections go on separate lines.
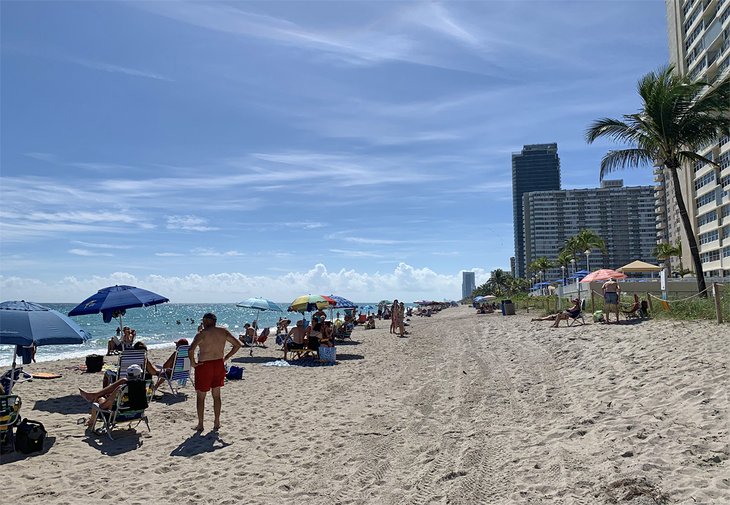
668, 167, 707, 297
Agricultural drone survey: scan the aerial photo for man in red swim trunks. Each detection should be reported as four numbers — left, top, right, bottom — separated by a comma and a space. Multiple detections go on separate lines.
189, 312, 241, 431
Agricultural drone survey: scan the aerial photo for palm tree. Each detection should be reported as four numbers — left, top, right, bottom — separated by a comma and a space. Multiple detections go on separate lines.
487, 268, 512, 297
654, 242, 680, 279
586, 65, 730, 296
561, 229, 607, 270
556, 249, 574, 282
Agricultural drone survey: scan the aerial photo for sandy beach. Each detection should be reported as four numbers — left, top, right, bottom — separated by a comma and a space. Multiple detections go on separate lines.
2, 305, 728, 504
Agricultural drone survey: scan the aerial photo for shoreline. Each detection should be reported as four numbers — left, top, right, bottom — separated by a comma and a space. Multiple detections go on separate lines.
2, 306, 727, 504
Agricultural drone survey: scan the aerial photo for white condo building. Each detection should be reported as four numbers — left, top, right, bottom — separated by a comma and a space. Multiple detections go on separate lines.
523, 181, 657, 280
663, 0, 730, 278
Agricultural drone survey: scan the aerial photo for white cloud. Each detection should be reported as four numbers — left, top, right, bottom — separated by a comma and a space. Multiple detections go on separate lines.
166, 215, 218, 232
0, 263, 492, 303
191, 248, 244, 257
66, 56, 173, 81
68, 248, 113, 257
72, 240, 133, 250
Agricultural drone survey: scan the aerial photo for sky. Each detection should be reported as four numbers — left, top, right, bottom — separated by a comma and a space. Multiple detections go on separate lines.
0, 0, 669, 303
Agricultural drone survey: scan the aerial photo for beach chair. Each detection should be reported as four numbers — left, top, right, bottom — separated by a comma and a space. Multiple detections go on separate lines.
104, 349, 147, 385
0, 368, 32, 395
335, 324, 353, 341
566, 303, 586, 326
156, 345, 190, 396
255, 327, 271, 347
89, 379, 153, 440
0, 394, 22, 452
621, 295, 642, 320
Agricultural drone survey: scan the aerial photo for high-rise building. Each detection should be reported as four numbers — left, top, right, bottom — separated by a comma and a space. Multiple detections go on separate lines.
512, 143, 561, 278
462, 271, 476, 300
523, 181, 657, 279
663, 1, 730, 278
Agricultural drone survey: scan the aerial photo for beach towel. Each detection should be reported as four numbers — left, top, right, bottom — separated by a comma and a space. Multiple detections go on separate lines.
30, 372, 62, 379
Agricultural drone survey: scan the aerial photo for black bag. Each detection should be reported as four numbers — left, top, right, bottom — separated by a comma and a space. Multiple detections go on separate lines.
15, 419, 46, 454
226, 366, 244, 380
85, 354, 104, 373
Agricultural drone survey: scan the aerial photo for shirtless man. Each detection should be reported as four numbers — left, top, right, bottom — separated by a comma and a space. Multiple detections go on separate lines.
283, 320, 307, 360
188, 312, 241, 431
601, 277, 621, 324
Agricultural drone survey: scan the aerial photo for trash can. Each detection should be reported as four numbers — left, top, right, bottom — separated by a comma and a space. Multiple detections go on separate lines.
501, 299, 515, 316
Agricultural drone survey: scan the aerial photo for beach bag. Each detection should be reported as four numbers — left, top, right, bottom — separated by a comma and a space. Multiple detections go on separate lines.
15, 419, 46, 454
319, 346, 336, 363
593, 310, 604, 323
85, 354, 104, 373
226, 366, 244, 380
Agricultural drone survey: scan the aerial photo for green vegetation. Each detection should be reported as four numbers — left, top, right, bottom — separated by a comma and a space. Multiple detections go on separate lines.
586, 65, 730, 298
650, 287, 730, 321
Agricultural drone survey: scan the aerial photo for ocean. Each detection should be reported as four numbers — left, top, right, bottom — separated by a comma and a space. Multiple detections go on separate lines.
0, 303, 377, 366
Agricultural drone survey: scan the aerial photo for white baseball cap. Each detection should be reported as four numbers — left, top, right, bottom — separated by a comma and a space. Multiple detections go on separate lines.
126, 364, 143, 379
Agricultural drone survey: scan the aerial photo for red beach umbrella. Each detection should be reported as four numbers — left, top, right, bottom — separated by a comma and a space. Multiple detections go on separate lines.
579, 269, 627, 283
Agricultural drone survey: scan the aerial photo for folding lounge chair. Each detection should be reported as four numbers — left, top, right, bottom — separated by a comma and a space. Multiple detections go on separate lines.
89, 379, 153, 440
567, 301, 586, 326
256, 327, 270, 347
156, 345, 190, 396
104, 349, 147, 384
0, 394, 22, 452
0, 368, 33, 395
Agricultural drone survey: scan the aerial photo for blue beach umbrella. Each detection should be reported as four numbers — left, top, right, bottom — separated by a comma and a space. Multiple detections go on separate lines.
1, 300, 92, 391
327, 295, 357, 309
68, 284, 169, 331
236, 297, 283, 325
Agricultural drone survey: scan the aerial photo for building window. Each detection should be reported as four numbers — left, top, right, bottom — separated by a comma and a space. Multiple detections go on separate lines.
701, 249, 721, 262
695, 171, 715, 190
699, 230, 719, 244
697, 210, 717, 226
696, 191, 715, 208
719, 152, 730, 170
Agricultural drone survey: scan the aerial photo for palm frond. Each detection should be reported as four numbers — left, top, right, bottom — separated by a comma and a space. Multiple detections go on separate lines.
585, 117, 641, 144
598, 149, 654, 180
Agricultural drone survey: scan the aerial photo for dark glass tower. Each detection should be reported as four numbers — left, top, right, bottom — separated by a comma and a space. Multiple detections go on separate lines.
512, 143, 561, 278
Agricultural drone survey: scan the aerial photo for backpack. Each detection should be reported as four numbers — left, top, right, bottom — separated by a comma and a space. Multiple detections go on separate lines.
226, 366, 244, 380
15, 419, 46, 454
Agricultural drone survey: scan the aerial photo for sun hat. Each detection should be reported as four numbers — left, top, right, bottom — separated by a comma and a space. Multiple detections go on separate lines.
127, 364, 143, 380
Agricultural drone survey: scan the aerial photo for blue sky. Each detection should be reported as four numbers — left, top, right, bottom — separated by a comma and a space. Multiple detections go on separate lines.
0, 1, 668, 303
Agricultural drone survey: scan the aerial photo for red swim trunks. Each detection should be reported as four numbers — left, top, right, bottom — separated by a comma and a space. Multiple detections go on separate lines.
194, 359, 225, 392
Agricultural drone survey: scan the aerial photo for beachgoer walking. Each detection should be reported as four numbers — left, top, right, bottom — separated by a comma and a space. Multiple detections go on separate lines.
398, 302, 407, 336
390, 299, 399, 335
189, 312, 241, 431
601, 278, 621, 324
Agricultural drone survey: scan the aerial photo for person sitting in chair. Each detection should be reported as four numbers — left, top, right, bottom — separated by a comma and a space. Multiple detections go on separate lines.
276, 318, 291, 335
152, 338, 188, 390
283, 320, 307, 360
80, 364, 145, 428
551, 298, 582, 327
238, 323, 256, 347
